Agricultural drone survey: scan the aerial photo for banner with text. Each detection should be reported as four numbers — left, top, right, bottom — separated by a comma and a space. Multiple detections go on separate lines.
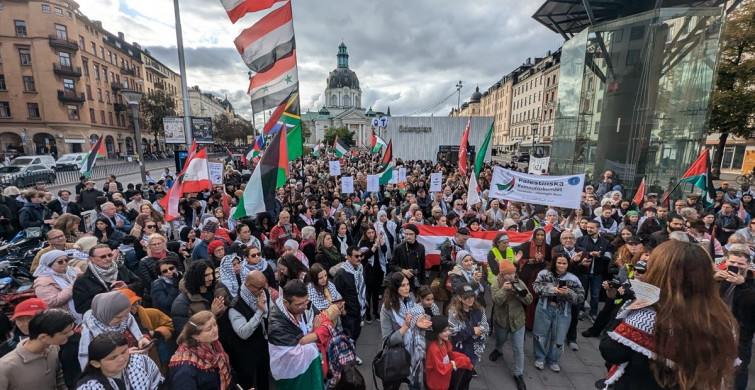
528, 156, 550, 175
489, 166, 584, 209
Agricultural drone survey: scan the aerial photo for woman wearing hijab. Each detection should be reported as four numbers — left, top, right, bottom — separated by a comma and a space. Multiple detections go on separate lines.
314, 231, 343, 273
283, 239, 309, 268
78, 291, 152, 369
448, 250, 486, 306
76, 331, 163, 390
375, 210, 397, 261
213, 240, 243, 297
33, 250, 83, 322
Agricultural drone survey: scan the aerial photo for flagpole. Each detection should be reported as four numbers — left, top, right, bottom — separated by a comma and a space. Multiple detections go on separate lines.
173, 0, 193, 146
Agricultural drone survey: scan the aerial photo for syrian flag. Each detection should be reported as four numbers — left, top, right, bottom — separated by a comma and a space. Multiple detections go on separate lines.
458, 116, 471, 177
370, 130, 387, 154
333, 136, 348, 158
632, 177, 646, 207
680, 149, 716, 208
234, 0, 295, 73
380, 139, 393, 167
219, 0, 287, 24
263, 91, 300, 135
313, 143, 322, 157
234, 128, 289, 218
80, 137, 106, 177
248, 51, 298, 112
416, 225, 540, 268
377, 162, 394, 185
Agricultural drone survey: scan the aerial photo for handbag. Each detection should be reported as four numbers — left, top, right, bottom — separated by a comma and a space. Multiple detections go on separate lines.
372, 335, 410, 389
24, 227, 42, 239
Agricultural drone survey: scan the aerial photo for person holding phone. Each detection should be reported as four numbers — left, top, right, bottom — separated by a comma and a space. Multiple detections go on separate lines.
531, 253, 584, 373
448, 251, 485, 306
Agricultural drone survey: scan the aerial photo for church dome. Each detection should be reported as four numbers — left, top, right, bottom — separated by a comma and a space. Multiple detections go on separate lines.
327, 68, 360, 90
470, 86, 482, 103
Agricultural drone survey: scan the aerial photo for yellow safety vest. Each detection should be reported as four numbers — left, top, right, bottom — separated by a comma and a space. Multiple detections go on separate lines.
487, 247, 515, 285
614, 264, 635, 304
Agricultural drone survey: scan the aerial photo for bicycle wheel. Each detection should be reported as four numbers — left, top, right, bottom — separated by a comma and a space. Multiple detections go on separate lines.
736, 175, 747, 185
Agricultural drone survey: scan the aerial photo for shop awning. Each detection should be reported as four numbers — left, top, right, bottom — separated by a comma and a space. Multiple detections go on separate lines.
63, 131, 86, 144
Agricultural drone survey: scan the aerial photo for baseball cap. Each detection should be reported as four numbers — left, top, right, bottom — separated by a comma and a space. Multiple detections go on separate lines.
625, 236, 642, 245
456, 227, 470, 236
455, 283, 476, 299
11, 298, 48, 320
120, 289, 142, 305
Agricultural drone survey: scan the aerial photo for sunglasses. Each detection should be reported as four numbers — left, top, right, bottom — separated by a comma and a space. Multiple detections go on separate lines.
55, 258, 69, 265
95, 253, 114, 259
160, 266, 176, 274
145, 224, 156, 229
249, 253, 261, 258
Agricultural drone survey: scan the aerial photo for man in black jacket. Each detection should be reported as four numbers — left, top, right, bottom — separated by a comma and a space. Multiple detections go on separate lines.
334, 246, 367, 351
72, 244, 143, 313
715, 202, 745, 245
47, 189, 82, 217
439, 227, 470, 273
388, 224, 426, 291
576, 220, 612, 322
76, 180, 103, 211
648, 215, 685, 249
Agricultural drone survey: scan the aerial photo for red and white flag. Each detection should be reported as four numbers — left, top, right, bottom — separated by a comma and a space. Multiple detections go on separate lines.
219, 0, 287, 23
632, 177, 646, 206
458, 116, 471, 177
416, 225, 538, 269
234, 0, 295, 73
160, 143, 213, 221
247, 51, 298, 112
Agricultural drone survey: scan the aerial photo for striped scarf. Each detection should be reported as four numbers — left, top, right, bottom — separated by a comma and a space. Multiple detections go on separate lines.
169, 340, 232, 390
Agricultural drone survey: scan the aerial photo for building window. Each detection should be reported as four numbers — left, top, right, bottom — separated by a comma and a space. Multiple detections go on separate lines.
79, 35, 85, 49
59, 52, 71, 67
19, 49, 32, 65
100, 110, 105, 123
630, 26, 645, 40
55, 24, 67, 40
108, 112, 113, 125
42, 4, 50, 13
63, 78, 74, 91
22, 76, 35, 92
99, 46, 104, 59
27, 103, 40, 119
105, 91, 110, 103
68, 105, 79, 120
86, 84, 92, 100
626, 49, 641, 66
93, 63, 100, 80
0, 102, 10, 118
97, 88, 102, 101
89, 108, 95, 123
66, 11, 72, 19
82, 58, 89, 76
55, 7, 62, 16
90, 42, 96, 55
0, 75, 5, 90
102, 67, 107, 82
14, 21, 27, 37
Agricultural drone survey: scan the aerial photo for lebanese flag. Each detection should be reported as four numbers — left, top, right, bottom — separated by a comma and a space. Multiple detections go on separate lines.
219, 0, 287, 24
234, 0, 294, 72
416, 225, 539, 269
160, 141, 199, 221
632, 177, 646, 207
458, 116, 471, 177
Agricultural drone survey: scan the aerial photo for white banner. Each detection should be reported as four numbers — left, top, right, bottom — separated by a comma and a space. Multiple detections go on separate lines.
329, 161, 341, 176
489, 166, 584, 209
528, 156, 550, 175
341, 176, 354, 194
366, 175, 379, 192
208, 162, 224, 185
430, 172, 442, 192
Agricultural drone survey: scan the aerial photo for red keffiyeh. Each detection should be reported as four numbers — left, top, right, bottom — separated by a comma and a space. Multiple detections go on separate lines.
169, 340, 232, 390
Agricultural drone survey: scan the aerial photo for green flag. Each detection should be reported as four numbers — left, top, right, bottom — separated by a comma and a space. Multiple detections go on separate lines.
286, 124, 303, 160
474, 121, 494, 178
377, 163, 394, 185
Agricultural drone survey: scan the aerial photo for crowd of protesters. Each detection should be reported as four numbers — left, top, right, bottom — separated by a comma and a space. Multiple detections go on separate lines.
0, 150, 749, 390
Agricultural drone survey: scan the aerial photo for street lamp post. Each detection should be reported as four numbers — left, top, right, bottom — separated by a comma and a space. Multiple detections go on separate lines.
120, 89, 147, 185
531, 122, 539, 156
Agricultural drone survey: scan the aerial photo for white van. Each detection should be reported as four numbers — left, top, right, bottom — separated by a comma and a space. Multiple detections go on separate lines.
55, 152, 88, 171
9, 155, 57, 171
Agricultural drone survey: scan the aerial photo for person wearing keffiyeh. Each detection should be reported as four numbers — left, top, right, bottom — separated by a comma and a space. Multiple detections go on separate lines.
333, 246, 367, 349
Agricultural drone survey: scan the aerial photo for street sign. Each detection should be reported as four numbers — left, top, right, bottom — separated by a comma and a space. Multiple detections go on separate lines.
371, 117, 380, 128
378, 116, 389, 129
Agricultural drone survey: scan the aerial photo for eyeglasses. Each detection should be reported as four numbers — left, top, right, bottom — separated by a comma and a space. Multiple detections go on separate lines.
55, 259, 69, 265
561, 237, 575, 240
145, 225, 156, 229
95, 253, 114, 259
49, 235, 65, 241
352, 255, 363, 259
249, 253, 261, 258
160, 266, 176, 274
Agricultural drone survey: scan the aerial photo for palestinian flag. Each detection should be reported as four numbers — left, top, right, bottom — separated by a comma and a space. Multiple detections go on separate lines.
380, 139, 393, 167
333, 136, 348, 158
416, 225, 545, 269
246, 137, 262, 163
350, 149, 358, 162
313, 143, 322, 157
268, 300, 324, 390
474, 121, 493, 179
377, 162, 394, 185
234, 128, 289, 218
680, 149, 715, 207
370, 130, 387, 154
286, 124, 303, 160
80, 137, 106, 177
632, 177, 646, 207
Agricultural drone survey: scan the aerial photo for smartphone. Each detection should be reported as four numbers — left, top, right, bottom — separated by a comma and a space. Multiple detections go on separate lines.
558, 280, 567, 288
728, 265, 740, 274
138, 339, 157, 351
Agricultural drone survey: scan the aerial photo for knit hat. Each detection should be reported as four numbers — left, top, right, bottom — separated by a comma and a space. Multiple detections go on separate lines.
91, 291, 131, 324
404, 224, 419, 236
179, 226, 194, 242
503, 218, 517, 230
11, 298, 47, 320
455, 250, 472, 265
202, 219, 218, 233
499, 260, 517, 275
208, 240, 225, 255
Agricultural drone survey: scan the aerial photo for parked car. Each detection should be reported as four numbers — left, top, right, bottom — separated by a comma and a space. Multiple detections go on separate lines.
0, 165, 57, 188
9, 155, 57, 171
55, 152, 88, 171
511, 152, 530, 163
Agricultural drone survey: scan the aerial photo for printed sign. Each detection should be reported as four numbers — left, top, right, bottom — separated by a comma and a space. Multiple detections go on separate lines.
329, 161, 341, 176
390, 170, 399, 184
398, 167, 407, 182
208, 162, 224, 185
163, 117, 186, 144
528, 156, 550, 175
430, 172, 443, 192
489, 166, 585, 209
191, 117, 214, 144
366, 175, 379, 192
341, 176, 354, 194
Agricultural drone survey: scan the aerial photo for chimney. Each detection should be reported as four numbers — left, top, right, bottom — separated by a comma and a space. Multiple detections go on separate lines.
526, 57, 531, 65
118, 32, 124, 40
133, 42, 141, 49
93, 21, 102, 29
547, 50, 551, 56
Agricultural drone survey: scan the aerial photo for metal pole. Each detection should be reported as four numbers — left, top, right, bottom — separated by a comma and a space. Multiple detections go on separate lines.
173, 0, 192, 146
131, 104, 148, 184
456, 80, 463, 115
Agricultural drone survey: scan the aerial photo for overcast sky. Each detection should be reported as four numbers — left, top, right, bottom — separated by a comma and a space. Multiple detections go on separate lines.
77, 0, 563, 125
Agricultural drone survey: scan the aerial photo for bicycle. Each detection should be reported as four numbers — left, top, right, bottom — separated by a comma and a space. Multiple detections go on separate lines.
735, 170, 755, 186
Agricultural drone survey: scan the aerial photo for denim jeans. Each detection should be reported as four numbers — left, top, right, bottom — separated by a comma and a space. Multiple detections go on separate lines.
493, 324, 525, 376
580, 273, 603, 316
532, 303, 571, 365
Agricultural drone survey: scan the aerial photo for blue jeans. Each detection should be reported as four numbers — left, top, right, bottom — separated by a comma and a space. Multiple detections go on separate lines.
580, 273, 603, 316
532, 303, 571, 365
494, 324, 525, 376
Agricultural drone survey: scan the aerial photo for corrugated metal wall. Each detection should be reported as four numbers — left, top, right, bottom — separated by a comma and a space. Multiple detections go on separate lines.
381, 116, 494, 162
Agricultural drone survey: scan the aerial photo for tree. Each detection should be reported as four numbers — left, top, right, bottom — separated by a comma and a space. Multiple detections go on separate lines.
139, 90, 176, 151
300, 121, 312, 143
213, 114, 237, 145
709, 0, 755, 178
323, 126, 355, 146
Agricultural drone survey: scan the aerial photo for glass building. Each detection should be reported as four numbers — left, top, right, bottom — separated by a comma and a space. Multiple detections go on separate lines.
549, 7, 723, 194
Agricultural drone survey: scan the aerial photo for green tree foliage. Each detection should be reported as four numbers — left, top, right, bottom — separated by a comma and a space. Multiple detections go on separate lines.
301, 121, 312, 143
709, 0, 755, 177
214, 114, 255, 145
138, 90, 176, 150
323, 126, 355, 146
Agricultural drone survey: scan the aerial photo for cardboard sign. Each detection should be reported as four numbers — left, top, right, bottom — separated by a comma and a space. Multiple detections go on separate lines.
430, 172, 442, 192
366, 175, 379, 192
341, 176, 354, 194
208, 162, 224, 185
329, 161, 341, 176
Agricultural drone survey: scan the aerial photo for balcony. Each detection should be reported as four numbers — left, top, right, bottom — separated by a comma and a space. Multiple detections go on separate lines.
111, 82, 124, 91
57, 90, 85, 103
48, 35, 79, 51
53, 62, 82, 77
145, 61, 168, 78
154, 82, 165, 90
120, 67, 135, 76
114, 103, 128, 112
